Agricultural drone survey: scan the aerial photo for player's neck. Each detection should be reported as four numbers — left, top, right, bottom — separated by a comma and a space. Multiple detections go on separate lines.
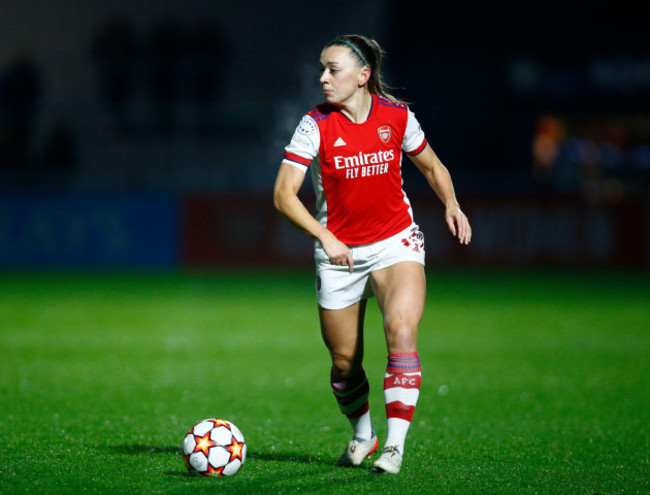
339, 91, 372, 124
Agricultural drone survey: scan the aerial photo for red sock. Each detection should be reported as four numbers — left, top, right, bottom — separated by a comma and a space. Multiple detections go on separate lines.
383, 352, 421, 453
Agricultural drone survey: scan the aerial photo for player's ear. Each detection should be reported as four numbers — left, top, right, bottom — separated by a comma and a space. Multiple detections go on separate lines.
358, 67, 371, 87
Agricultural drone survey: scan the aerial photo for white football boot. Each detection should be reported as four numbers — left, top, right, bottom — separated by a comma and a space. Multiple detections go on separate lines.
372, 445, 402, 474
335, 434, 379, 466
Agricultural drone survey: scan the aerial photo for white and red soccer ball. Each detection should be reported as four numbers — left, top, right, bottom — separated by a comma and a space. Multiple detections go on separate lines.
183, 418, 246, 477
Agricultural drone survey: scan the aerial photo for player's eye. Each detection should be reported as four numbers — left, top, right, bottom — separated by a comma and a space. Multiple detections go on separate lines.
319, 65, 339, 76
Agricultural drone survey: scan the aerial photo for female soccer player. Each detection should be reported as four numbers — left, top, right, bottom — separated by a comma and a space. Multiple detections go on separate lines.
273, 34, 471, 474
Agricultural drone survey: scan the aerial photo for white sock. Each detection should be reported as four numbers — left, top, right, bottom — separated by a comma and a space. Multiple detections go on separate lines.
351, 410, 373, 441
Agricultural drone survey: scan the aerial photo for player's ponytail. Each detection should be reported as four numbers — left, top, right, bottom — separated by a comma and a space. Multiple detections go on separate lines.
326, 34, 407, 105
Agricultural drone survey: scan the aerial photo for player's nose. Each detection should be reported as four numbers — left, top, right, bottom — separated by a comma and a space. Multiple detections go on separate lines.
319, 70, 329, 84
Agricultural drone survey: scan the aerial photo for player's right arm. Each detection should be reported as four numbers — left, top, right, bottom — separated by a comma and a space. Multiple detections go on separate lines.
273, 164, 354, 272
273, 162, 323, 239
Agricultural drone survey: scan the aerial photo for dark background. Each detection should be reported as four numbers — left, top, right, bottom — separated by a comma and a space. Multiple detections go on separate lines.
386, 1, 650, 194
1, 0, 648, 267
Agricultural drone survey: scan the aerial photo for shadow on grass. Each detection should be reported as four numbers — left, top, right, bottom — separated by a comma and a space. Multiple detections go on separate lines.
96, 444, 374, 488
99, 445, 336, 478
103, 444, 182, 455
247, 450, 332, 466
101, 445, 330, 465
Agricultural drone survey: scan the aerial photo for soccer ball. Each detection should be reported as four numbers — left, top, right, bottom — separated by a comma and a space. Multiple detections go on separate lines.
183, 418, 247, 477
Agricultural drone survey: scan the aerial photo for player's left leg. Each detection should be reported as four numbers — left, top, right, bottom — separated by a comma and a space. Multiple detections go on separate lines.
370, 261, 426, 473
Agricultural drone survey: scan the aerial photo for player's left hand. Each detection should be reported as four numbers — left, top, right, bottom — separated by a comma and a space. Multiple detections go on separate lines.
446, 205, 472, 245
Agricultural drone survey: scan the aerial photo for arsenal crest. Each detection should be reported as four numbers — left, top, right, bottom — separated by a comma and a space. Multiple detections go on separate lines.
378, 125, 391, 144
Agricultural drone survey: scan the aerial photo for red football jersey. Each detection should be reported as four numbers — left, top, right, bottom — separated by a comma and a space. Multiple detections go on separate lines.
284, 94, 427, 245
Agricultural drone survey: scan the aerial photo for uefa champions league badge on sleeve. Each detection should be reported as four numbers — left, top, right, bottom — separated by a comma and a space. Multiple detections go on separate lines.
298, 118, 316, 135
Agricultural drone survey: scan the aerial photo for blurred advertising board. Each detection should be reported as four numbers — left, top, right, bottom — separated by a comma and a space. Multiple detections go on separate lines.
182, 194, 648, 268
0, 194, 179, 266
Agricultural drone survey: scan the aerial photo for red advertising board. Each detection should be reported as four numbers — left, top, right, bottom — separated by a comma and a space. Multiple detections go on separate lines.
181, 194, 648, 268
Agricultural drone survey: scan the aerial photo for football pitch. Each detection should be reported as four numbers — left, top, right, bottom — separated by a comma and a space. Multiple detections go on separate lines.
0, 268, 648, 494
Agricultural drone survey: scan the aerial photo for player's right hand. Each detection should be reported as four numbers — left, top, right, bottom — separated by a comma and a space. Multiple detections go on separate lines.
319, 230, 354, 273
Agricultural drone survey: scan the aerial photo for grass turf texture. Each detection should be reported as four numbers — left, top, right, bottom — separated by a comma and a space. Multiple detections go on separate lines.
0, 269, 647, 494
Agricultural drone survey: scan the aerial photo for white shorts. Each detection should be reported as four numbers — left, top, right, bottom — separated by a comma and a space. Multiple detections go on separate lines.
315, 224, 425, 310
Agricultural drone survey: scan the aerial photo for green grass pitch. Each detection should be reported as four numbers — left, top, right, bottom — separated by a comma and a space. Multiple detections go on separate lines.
0, 269, 648, 494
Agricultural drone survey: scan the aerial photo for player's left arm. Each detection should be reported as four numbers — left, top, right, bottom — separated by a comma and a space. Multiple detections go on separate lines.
408, 144, 472, 245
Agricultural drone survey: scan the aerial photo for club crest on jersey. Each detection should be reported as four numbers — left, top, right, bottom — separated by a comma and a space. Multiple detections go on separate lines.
378, 125, 391, 144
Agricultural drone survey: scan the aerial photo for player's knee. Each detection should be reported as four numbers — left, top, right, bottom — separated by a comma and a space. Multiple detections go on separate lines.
331, 352, 362, 379
385, 321, 418, 351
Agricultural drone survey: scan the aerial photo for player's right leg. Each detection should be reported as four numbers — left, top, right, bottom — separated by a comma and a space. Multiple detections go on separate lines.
320, 301, 378, 466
